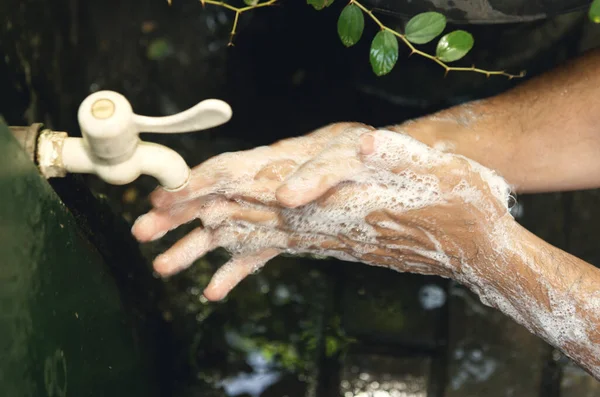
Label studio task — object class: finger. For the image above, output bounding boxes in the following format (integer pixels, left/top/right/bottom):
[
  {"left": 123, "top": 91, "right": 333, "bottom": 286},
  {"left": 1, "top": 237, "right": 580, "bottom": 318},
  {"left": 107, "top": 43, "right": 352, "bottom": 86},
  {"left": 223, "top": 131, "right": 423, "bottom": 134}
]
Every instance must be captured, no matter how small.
[
  {"left": 305, "top": 122, "right": 374, "bottom": 145},
  {"left": 359, "top": 130, "right": 441, "bottom": 172},
  {"left": 197, "top": 199, "right": 279, "bottom": 229},
  {"left": 152, "top": 147, "right": 282, "bottom": 208},
  {"left": 150, "top": 174, "right": 216, "bottom": 209},
  {"left": 132, "top": 205, "right": 202, "bottom": 242},
  {"left": 254, "top": 159, "right": 299, "bottom": 182},
  {"left": 136, "top": 196, "right": 278, "bottom": 243},
  {"left": 153, "top": 227, "right": 214, "bottom": 276},
  {"left": 221, "top": 179, "right": 282, "bottom": 205},
  {"left": 359, "top": 131, "right": 376, "bottom": 155},
  {"left": 194, "top": 158, "right": 297, "bottom": 204},
  {"left": 276, "top": 147, "right": 363, "bottom": 208},
  {"left": 203, "top": 248, "right": 279, "bottom": 301},
  {"left": 150, "top": 153, "right": 229, "bottom": 208},
  {"left": 156, "top": 176, "right": 283, "bottom": 209}
]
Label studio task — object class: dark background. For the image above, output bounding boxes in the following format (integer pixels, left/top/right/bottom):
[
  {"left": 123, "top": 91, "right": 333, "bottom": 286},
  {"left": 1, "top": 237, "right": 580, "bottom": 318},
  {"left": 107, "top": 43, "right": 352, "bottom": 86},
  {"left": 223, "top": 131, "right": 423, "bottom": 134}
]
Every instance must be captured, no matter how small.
[{"left": 2, "top": 0, "right": 600, "bottom": 396}]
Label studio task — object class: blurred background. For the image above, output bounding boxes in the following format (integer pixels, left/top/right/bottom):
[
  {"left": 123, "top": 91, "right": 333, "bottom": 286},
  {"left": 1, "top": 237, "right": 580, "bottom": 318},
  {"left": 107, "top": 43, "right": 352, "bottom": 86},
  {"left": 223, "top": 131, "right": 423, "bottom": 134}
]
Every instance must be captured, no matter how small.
[{"left": 2, "top": 0, "right": 600, "bottom": 396}]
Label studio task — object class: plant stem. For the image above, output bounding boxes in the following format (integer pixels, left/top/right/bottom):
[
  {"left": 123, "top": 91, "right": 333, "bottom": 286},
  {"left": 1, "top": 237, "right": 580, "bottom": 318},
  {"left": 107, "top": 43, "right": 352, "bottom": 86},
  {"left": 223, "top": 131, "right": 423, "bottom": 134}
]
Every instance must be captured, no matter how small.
[
  {"left": 350, "top": 0, "right": 525, "bottom": 79},
  {"left": 201, "top": 0, "right": 278, "bottom": 45},
  {"left": 175, "top": 0, "right": 525, "bottom": 78}
]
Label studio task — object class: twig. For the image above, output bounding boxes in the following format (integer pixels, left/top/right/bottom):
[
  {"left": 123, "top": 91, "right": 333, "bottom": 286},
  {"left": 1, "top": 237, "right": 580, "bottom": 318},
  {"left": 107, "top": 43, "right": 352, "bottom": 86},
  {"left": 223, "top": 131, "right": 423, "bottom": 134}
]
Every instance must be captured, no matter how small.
[
  {"left": 200, "top": 0, "right": 278, "bottom": 45},
  {"left": 169, "top": 0, "right": 525, "bottom": 78},
  {"left": 351, "top": 0, "right": 525, "bottom": 79}
]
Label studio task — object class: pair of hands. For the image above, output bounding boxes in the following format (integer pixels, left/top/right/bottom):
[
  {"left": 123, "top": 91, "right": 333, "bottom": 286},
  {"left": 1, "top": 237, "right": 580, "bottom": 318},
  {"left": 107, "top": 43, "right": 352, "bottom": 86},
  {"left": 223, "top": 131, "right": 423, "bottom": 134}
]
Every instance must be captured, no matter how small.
[{"left": 132, "top": 122, "right": 513, "bottom": 301}]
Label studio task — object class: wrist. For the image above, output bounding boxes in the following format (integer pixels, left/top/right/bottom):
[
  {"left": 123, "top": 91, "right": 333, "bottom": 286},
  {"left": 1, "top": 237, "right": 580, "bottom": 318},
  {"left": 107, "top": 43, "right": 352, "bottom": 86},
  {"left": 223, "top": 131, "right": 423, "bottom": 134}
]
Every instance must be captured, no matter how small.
[
  {"left": 383, "top": 110, "right": 474, "bottom": 153},
  {"left": 454, "top": 213, "right": 520, "bottom": 291},
  {"left": 459, "top": 214, "right": 586, "bottom": 310},
  {"left": 383, "top": 102, "right": 517, "bottom": 183}
]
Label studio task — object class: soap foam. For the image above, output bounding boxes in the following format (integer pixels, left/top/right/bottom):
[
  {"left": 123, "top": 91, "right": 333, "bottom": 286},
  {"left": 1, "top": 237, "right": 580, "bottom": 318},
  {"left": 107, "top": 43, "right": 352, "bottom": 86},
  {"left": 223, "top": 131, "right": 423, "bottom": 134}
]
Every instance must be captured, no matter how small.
[
  {"left": 195, "top": 128, "right": 600, "bottom": 376},
  {"left": 157, "top": 126, "right": 600, "bottom": 377},
  {"left": 462, "top": 221, "right": 600, "bottom": 378},
  {"left": 205, "top": 128, "right": 512, "bottom": 279}
]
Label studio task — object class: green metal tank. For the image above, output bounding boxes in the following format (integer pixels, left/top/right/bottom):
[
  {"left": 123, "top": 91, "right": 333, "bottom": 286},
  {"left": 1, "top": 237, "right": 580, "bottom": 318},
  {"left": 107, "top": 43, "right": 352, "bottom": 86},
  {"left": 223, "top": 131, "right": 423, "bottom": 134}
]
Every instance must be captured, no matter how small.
[{"left": 0, "top": 119, "right": 164, "bottom": 397}]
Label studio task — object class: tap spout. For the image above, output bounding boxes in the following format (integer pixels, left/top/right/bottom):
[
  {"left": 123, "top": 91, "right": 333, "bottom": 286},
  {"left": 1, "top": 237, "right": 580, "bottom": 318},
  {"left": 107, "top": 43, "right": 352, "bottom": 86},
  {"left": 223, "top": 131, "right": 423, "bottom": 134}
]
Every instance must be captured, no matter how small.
[{"left": 38, "top": 131, "right": 191, "bottom": 191}]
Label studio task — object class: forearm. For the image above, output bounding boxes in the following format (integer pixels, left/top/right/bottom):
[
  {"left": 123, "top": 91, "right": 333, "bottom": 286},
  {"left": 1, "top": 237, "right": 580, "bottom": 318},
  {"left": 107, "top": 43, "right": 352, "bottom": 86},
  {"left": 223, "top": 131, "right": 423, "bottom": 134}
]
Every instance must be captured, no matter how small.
[
  {"left": 467, "top": 218, "right": 600, "bottom": 378},
  {"left": 387, "top": 48, "right": 600, "bottom": 193}
]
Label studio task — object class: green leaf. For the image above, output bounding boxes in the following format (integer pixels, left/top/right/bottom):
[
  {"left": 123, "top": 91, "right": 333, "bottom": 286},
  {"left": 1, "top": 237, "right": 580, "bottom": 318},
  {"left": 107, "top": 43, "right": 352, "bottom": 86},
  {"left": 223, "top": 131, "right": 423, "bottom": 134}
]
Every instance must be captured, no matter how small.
[
  {"left": 147, "top": 38, "right": 172, "bottom": 60},
  {"left": 590, "top": 0, "right": 600, "bottom": 23},
  {"left": 244, "top": 0, "right": 259, "bottom": 5},
  {"left": 307, "top": 0, "right": 334, "bottom": 10},
  {"left": 325, "top": 336, "right": 340, "bottom": 357},
  {"left": 405, "top": 12, "right": 446, "bottom": 44},
  {"left": 337, "top": 4, "right": 364, "bottom": 47},
  {"left": 369, "top": 30, "right": 398, "bottom": 76},
  {"left": 435, "top": 30, "right": 474, "bottom": 62}
]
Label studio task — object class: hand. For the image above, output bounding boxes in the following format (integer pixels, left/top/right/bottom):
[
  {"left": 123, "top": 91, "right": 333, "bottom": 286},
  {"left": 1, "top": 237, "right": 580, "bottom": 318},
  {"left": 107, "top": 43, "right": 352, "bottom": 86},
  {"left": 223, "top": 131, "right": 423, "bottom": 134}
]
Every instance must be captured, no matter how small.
[
  {"left": 145, "top": 122, "right": 375, "bottom": 209},
  {"left": 132, "top": 123, "right": 513, "bottom": 301}
]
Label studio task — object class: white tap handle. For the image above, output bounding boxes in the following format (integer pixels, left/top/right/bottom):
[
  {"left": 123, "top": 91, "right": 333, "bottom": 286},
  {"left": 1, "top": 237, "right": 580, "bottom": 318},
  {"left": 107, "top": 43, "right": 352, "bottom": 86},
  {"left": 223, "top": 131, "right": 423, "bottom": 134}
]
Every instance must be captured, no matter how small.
[
  {"left": 77, "top": 90, "right": 232, "bottom": 162},
  {"left": 133, "top": 99, "right": 232, "bottom": 133}
]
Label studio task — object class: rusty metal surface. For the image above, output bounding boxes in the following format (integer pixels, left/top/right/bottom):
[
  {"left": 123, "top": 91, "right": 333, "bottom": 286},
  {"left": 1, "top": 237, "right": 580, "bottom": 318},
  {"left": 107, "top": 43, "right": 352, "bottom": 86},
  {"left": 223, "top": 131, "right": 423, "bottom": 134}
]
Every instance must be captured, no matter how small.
[{"left": 8, "top": 123, "right": 42, "bottom": 163}]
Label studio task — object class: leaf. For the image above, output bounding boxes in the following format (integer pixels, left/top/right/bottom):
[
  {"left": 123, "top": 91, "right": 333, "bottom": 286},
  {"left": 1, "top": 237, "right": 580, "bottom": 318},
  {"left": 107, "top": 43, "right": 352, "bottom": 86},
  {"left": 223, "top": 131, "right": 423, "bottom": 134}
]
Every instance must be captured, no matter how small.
[
  {"left": 147, "top": 38, "right": 172, "bottom": 60},
  {"left": 590, "top": 0, "right": 600, "bottom": 23},
  {"left": 435, "top": 30, "right": 474, "bottom": 62},
  {"left": 244, "top": 0, "right": 259, "bottom": 5},
  {"left": 405, "top": 12, "right": 446, "bottom": 44},
  {"left": 325, "top": 336, "right": 340, "bottom": 357},
  {"left": 369, "top": 30, "right": 399, "bottom": 76},
  {"left": 307, "top": 0, "right": 334, "bottom": 11},
  {"left": 337, "top": 4, "right": 364, "bottom": 47}
]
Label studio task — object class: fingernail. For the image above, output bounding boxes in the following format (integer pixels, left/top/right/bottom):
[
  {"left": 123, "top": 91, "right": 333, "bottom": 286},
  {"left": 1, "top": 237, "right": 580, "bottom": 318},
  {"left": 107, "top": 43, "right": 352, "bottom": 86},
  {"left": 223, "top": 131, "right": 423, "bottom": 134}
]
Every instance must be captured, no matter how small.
[
  {"left": 202, "top": 286, "right": 227, "bottom": 301},
  {"left": 131, "top": 214, "right": 150, "bottom": 235},
  {"left": 153, "top": 254, "right": 181, "bottom": 277},
  {"left": 150, "top": 230, "right": 168, "bottom": 241},
  {"left": 132, "top": 214, "right": 166, "bottom": 241},
  {"left": 133, "top": 214, "right": 147, "bottom": 227},
  {"left": 359, "top": 132, "right": 376, "bottom": 155},
  {"left": 276, "top": 178, "right": 319, "bottom": 208}
]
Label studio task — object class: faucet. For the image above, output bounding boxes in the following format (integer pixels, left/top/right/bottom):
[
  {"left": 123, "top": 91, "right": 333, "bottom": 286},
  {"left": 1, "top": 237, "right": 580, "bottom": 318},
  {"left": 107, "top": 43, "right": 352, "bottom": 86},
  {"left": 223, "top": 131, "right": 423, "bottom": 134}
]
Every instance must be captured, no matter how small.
[{"left": 36, "top": 91, "right": 232, "bottom": 191}]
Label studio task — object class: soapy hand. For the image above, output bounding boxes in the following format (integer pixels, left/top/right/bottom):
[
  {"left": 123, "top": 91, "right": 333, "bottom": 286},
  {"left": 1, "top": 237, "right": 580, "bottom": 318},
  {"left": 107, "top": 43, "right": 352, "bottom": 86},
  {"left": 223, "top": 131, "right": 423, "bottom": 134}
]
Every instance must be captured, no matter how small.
[{"left": 132, "top": 123, "right": 513, "bottom": 301}]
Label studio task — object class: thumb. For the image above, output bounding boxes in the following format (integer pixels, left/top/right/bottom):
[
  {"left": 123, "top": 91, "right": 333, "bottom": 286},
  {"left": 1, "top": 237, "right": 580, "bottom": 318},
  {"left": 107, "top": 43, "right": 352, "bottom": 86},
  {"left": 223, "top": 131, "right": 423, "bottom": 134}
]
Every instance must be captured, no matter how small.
[{"left": 360, "top": 129, "right": 441, "bottom": 172}]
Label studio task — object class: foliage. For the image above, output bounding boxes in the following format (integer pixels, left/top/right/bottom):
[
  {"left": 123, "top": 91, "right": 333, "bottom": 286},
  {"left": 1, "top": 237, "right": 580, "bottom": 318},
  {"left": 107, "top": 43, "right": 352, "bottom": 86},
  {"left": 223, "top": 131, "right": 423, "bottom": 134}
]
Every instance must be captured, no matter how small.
[
  {"left": 404, "top": 11, "right": 446, "bottom": 44},
  {"left": 337, "top": 1, "right": 522, "bottom": 78},
  {"left": 435, "top": 30, "right": 474, "bottom": 62},
  {"left": 168, "top": 0, "right": 526, "bottom": 79},
  {"left": 369, "top": 30, "right": 398, "bottom": 76},
  {"left": 337, "top": 4, "right": 364, "bottom": 47},
  {"left": 590, "top": 0, "right": 600, "bottom": 23},
  {"left": 175, "top": 0, "right": 278, "bottom": 45},
  {"left": 307, "top": 0, "right": 335, "bottom": 10}
]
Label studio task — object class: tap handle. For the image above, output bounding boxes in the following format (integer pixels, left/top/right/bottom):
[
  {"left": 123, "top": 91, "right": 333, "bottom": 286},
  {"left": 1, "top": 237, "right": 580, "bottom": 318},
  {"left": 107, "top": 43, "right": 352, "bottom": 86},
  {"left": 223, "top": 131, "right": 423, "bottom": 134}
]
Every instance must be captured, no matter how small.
[
  {"left": 133, "top": 99, "right": 232, "bottom": 133},
  {"left": 77, "top": 90, "right": 232, "bottom": 161}
]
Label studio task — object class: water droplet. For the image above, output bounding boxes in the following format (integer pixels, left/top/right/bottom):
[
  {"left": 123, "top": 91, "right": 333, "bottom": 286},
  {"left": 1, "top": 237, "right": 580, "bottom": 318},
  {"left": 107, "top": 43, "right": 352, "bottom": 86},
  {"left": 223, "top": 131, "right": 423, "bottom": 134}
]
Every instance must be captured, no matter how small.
[{"left": 418, "top": 284, "right": 446, "bottom": 310}]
